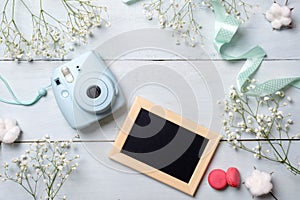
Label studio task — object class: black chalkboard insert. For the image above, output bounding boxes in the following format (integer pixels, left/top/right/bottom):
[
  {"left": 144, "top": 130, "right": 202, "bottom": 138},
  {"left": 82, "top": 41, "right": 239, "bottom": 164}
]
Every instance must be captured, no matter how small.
[{"left": 121, "top": 109, "right": 208, "bottom": 183}]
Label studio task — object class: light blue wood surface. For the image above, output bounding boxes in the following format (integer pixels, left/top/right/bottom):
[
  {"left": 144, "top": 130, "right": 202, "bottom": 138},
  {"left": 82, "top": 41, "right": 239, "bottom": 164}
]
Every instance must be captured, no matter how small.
[{"left": 0, "top": 0, "right": 300, "bottom": 199}]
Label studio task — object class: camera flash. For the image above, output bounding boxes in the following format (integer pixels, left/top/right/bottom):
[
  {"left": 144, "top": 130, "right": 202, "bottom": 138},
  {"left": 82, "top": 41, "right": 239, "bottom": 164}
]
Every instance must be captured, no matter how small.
[{"left": 61, "top": 66, "right": 74, "bottom": 83}]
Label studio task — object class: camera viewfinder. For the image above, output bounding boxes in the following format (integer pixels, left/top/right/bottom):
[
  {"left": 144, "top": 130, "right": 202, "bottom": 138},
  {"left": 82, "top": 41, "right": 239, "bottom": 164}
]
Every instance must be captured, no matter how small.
[{"left": 55, "top": 78, "right": 61, "bottom": 86}]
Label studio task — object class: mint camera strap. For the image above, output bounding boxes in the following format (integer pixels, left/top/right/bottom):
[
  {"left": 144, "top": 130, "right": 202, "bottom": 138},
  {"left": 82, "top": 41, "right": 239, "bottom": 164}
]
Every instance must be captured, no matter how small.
[{"left": 0, "top": 74, "right": 50, "bottom": 106}]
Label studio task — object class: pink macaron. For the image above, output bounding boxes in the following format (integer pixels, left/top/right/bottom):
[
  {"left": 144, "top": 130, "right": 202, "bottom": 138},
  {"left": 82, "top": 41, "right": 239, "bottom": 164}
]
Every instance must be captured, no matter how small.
[
  {"left": 226, "top": 167, "right": 241, "bottom": 188},
  {"left": 208, "top": 169, "right": 228, "bottom": 190}
]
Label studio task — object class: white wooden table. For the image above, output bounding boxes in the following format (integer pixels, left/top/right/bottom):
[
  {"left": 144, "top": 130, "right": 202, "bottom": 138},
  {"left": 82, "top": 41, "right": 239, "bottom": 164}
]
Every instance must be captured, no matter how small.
[{"left": 1, "top": 1, "right": 300, "bottom": 199}]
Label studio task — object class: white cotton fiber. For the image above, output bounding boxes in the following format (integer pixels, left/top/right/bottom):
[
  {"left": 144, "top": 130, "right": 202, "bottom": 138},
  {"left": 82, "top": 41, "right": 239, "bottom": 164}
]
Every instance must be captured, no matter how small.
[
  {"left": 281, "top": 6, "right": 291, "bottom": 17},
  {"left": 0, "top": 118, "right": 6, "bottom": 141},
  {"left": 265, "top": 2, "right": 292, "bottom": 30},
  {"left": 4, "top": 118, "right": 17, "bottom": 129},
  {"left": 245, "top": 169, "right": 273, "bottom": 197},
  {"left": 0, "top": 128, "right": 6, "bottom": 141},
  {"left": 270, "top": 3, "right": 281, "bottom": 15},
  {"left": 2, "top": 126, "right": 21, "bottom": 144},
  {"left": 271, "top": 20, "right": 282, "bottom": 30},
  {"left": 265, "top": 11, "right": 275, "bottom": 21},
  {"left": 0, "top": 118, "right": 5, "bottom": 129},
  {"left": 280, "top": 17, "right": 292, "bottom": 26},
  {"left": 0, "top": 118, "right": 21, "bottom": 144}
]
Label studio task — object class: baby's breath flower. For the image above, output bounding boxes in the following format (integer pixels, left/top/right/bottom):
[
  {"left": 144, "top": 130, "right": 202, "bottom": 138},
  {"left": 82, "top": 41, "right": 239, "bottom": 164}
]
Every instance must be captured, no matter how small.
[
  {"left": 0, "top": 0, "right": 109, "bottom": 60},
  {"left": 253, "top": 152, "right": 262, "bottom": 159},
  {"left": 264, "top": 96, "right": 270, "bottom": 101},
  {"left": 3, "top": 162, "right": 9, "bottom": 169},
  {"left": 0, "top": 136, "right": 80, "bottom": 199},
  {"left": 57, "top": 166, "right": 63, "bottom": 171},
  {"left": 143, "top": 0, "right": 203, "bottom": 46},
  {"left": 222, "top": 87, "right": 299, "bottom": 175}
]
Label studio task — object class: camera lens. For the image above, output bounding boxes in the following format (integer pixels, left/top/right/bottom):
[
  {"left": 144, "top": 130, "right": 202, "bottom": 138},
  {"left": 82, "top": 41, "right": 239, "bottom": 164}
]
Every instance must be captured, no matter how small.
[{"left": 86, "top": 85, "right": 101, "bottom": 99}]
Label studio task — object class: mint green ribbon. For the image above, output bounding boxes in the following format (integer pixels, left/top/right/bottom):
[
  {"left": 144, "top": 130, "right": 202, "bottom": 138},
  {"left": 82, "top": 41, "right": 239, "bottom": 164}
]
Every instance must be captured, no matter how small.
[{"left": 211, "top": 0, "right": 300, "bottom": 96}]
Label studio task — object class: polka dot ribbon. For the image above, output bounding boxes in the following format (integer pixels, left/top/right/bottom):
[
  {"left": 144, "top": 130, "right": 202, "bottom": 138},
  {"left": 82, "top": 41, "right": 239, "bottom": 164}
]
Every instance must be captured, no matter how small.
[{"left": 210, "top": 0, "right": 300, "bottom": 96}]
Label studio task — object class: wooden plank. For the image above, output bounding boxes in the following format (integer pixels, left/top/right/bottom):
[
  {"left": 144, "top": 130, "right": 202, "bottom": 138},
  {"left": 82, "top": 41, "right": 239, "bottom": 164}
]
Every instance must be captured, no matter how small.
[
  {"left": 1, "top": 60, "right": 300, "bottom": 141},
  {"left": 0, "top": 1, "right": 299, "bottom": 200},
  {"left": 0, "top": 141, "right": 299, "bottom": 199},
  {"left": 0, "top": 0, "right": 299, "bottom": 60}
]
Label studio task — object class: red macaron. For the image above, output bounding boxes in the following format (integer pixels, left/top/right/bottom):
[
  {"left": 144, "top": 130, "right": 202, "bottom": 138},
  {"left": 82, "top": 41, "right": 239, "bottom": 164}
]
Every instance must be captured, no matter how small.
[
  {"left": 226, "top": 167, "right": 241, "bottom": 188},
  {"left": 208, "top": 169, "right": 228, "bottom": 190}
]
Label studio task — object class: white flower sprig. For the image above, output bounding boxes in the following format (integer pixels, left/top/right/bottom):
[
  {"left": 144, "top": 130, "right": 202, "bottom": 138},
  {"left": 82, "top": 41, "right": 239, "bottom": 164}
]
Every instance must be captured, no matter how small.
[
  {"left": 143, "top": 0, "right": 203, "bottom": 46},
  {"left": 142, "top": 0, "right": 257, "bottom": 46},
  {"left": 0, "top": 136, "right": 80, "bottom": 200},
  {"left": 0, "top": 0, "right": 109, "bottom": 61},
  {"left": 223, "top": 85, "right": 300, "bottom": 175},
  {"left": 203, "top": 0, "right": 258, "bottom": 22}
]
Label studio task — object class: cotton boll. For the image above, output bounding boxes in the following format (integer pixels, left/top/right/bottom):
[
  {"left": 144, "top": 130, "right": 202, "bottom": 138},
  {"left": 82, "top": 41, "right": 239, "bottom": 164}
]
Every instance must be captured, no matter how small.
[
  {"left": 2, "top": 126, "right": 21, "bottom": 144},
  {"left": 265, "top": 2, "right": 293, "bottom": 30},
  {"left": 0, "top": 118, "right": 21, "bottom": 144},
  {"left": 4, "top": 118, "right": 17, "bottom": 129},
  {"left": 245, "top": 169, "right": 273, "bottom": 197}
]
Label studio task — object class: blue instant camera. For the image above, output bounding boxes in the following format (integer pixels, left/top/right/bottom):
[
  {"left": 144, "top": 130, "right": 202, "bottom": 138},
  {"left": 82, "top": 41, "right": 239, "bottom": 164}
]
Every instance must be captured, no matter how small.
[{"left": 51, "top": 51, "right": 125, "bottom": 129}]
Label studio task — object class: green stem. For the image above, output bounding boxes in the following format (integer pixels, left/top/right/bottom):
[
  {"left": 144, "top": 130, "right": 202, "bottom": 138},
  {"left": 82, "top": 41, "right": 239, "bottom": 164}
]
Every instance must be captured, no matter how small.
[
  {"left": 3, "top": 0, "right": 10, "bottom": 11},
  {"left": 48, "top": 169, "right": 59, "bottom": 198},
  {"left": 12, "top": 0, "right": 15, "bottom": 20},
  {"left": 52, "top": 169, "right": 72, "bottom": 199},
  {"left": 5, "top": 178, "right": 37, "bottom": 200},
  {"left": 236, "top": 142, "right": 278, "bottom": 162},
  {"left": 25, "top": 175, "right": 36, "bottom": 199},
  {"left": 19, "top": 0, "right": 34, "bottom": 15},
  {"left": 42, "top": 10, "right": 68, "bottom": 28}
]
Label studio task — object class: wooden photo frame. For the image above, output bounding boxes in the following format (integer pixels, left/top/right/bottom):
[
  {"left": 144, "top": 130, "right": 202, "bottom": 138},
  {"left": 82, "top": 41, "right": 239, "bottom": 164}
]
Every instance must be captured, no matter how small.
[{"left": 110, "top": 96, "right": 222, "bottom": 196}]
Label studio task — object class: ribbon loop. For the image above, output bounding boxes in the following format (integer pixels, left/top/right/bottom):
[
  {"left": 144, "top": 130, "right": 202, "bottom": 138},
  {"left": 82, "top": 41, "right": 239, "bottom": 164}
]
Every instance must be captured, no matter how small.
[{"left": 210, "top": 0, "right": 300, "bottom": 96}]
